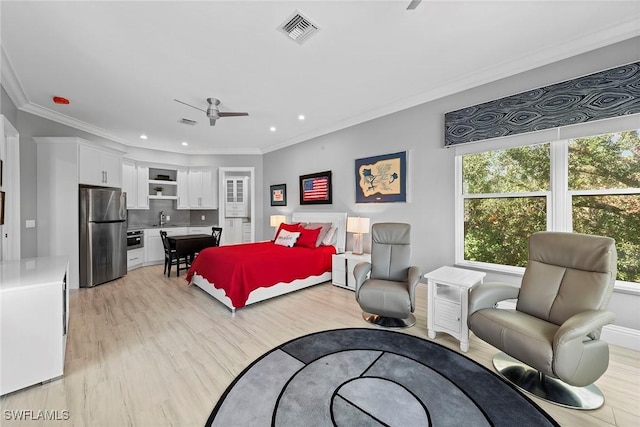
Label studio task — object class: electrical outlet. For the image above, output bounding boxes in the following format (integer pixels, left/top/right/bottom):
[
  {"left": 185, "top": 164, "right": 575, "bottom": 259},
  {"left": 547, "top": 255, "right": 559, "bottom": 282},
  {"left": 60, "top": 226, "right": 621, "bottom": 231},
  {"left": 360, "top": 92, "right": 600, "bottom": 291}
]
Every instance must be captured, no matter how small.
[
  {"left": 26, "top": 220, "right": 36, "bottom": 228},
  {"left": 166, "top": 215, "right": 170, "bottom": 221},
  {"left": 201, "top": 215, "right": 206, "bottom": 221}
]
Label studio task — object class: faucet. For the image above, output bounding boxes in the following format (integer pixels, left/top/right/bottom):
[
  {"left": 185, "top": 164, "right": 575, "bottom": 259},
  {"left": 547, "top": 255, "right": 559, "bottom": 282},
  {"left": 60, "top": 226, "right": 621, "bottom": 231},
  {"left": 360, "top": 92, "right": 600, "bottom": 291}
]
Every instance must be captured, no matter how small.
[{"left": 159, "top": 211, "right": 166, "bottom": 227}]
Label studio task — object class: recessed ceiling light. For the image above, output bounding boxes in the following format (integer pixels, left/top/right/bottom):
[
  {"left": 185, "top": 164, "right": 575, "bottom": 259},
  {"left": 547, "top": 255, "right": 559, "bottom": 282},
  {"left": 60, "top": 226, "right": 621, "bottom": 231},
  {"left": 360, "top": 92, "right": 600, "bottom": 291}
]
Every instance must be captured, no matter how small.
[
  {"left": 298, "top": 114, "right": 305, "bottom": 121},
  {"left": 181, "top": 141, "right": 188, "bottom": 146},
  {"left": 270, "top": 126, "right": 277, "bottom": 132},
  {"left": 140, "top": 134, "right": 148, "bottom": 140}
]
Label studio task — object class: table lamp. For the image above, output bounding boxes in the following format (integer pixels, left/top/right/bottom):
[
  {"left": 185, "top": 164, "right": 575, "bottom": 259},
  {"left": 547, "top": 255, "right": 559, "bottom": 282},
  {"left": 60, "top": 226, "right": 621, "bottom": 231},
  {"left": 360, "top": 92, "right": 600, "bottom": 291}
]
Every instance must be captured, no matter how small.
[
  {"left": 347, "top": 216, "right": 370, "bottom": 255},
  {"left": 270, "top": 215, "right": 287, "bottom": 238}
]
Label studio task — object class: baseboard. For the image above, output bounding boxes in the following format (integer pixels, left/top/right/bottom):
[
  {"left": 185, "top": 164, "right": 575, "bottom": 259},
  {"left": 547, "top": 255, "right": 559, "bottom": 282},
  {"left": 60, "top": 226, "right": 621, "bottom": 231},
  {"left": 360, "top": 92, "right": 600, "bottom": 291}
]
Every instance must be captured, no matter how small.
[
  {"left": 601, "top": 324, "right": 640, "bottom": 351},
  {"left": 496, "top": 300, "right": 639, "bottom": 351}
]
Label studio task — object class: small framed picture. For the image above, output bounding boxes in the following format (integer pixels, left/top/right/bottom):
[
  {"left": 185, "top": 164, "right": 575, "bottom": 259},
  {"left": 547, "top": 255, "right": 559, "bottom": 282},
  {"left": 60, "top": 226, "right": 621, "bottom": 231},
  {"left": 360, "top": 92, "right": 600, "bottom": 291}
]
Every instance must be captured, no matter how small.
[
  {"left": 270, "top": 184, "right": 287, "bottom": 206},
  {"left": 299, "top": 170, "right": 332, "bottom": 205}
]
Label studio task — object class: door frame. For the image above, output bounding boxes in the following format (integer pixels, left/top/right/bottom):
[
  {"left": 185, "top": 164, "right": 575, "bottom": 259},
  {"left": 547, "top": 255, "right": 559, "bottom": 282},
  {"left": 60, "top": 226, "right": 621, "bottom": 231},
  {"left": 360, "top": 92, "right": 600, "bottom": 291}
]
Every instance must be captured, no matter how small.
[
  {"left": 218, "top": 167, "right": 255, "bottom": 244},
  {"left": 1, "top": 115, "right": 21, "bottom": 260}
]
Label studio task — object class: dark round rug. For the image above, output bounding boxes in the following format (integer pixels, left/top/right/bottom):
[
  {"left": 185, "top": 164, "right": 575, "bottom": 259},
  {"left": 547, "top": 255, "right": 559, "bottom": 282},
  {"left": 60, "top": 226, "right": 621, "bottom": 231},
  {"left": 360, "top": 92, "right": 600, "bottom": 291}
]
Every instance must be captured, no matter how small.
[{"left": 207, "top": 328, "right": 558, "bottom": 427}]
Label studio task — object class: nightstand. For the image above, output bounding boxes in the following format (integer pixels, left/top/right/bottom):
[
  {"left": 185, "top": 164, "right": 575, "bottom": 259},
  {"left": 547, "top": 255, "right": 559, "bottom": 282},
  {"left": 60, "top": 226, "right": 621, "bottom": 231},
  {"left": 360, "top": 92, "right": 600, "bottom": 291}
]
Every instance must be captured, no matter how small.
[
  {"left": 332, "top": 252, "right": 371, "bottom": 291},
  {"left": 424, "top": 266, "right": 486, "bottom": 352}
]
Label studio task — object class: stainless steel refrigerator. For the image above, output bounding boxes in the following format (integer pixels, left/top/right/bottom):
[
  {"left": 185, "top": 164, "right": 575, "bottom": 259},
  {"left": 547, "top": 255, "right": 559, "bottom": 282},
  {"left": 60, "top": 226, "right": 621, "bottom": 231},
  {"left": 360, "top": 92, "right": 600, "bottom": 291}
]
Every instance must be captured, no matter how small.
[{"left": 79, "top": 186, "right": 127, "bottom": 288}]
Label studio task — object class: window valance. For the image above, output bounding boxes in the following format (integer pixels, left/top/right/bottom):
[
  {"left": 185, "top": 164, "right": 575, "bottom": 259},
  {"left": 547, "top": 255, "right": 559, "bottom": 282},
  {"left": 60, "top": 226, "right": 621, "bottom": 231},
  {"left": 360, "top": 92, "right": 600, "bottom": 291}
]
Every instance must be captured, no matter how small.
[{"left": 444, "top": 61, "right": 640, "bottom": 147}]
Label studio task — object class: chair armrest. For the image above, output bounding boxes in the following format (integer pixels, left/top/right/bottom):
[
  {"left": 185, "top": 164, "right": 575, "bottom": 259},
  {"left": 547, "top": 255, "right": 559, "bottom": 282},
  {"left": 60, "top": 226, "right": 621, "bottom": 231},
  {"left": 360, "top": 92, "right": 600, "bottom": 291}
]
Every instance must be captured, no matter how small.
[
  {"left": 468, "top": 282, "right": 520, "bottom": 317},
  {"left": 353, "top": 262, "right": 372, "bottom": 294},
  {"left": 407, "top": 266, "right": 421, "bottom": 311},
  {"left": 553, "top": 309, "right": 615, "bottom": 386},
  {"left": 554, "top": 310, "right": 616, "bottom": 348}
]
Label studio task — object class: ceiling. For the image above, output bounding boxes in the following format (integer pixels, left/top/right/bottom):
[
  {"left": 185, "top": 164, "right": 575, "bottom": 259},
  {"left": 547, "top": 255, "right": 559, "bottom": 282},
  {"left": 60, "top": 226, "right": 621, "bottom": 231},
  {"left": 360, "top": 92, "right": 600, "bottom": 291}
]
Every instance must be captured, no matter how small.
[{"left": 2, "top": 1, "right": 640, "bottom": 155}]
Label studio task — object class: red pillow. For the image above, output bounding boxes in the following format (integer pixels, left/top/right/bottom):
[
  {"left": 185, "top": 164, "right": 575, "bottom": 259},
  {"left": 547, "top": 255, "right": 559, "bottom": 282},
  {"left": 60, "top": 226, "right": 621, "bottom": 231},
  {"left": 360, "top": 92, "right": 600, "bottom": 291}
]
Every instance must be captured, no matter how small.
[
  {"left": 295, "top": 226, "right": 322, "bottom": 249},
  {"left": 274, "top": 223, "right": 300, "bottom": 240}
]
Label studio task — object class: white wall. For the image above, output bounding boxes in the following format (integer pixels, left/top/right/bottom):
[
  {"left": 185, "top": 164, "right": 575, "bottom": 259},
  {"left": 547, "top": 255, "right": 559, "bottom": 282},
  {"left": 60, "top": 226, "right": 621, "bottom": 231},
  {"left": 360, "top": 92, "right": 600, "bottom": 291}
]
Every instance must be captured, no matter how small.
[{"left": 263, "top": 37, "right": 640, "bottom": 332}]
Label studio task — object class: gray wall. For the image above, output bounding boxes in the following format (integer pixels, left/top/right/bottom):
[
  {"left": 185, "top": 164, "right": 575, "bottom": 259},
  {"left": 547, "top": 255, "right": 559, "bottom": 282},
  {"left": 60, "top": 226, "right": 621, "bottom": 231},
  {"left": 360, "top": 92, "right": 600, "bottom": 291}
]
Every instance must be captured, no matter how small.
[{"left": 263, "top": 37, "right": 640, "bottom": 330}]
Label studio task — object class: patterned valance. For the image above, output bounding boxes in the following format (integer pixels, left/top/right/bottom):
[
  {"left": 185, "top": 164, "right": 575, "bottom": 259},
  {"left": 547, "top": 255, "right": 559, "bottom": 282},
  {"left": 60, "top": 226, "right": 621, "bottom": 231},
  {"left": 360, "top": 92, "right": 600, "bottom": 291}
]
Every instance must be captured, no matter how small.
[{"left": 444, "top": 61, "right": 640, "bottom": 147}]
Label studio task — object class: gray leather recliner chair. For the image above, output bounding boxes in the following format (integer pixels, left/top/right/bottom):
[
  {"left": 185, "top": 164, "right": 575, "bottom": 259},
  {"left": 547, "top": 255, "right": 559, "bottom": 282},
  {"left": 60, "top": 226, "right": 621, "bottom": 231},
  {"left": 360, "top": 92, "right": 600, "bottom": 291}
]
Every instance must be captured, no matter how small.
[
  {"left": 468, "top": 231, "right": 617, "bottom": 409},
  {"left": 354, "top": 223, "right": 421, "bottom": 328}
]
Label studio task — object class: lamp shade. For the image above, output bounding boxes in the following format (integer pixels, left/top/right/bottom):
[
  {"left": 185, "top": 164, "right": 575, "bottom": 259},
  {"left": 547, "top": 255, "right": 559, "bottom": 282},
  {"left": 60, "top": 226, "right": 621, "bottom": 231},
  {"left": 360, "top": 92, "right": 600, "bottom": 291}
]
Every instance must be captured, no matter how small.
[
  {"left": 270, "top": 215, "right": 286, "bottom": 228},
  {"left": 347, "top": 217, "right": 370, "bottom": 234}
]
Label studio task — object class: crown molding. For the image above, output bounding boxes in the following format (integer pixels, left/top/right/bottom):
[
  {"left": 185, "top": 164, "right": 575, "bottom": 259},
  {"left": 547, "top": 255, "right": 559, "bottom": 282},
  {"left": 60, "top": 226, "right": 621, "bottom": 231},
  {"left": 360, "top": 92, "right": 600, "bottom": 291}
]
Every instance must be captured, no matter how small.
[
  {"left": 1, "top": 46, "right": 28, "bottom": 108},
  {"left": 20, "top": 103, "right": 131, "bottom": 145}
]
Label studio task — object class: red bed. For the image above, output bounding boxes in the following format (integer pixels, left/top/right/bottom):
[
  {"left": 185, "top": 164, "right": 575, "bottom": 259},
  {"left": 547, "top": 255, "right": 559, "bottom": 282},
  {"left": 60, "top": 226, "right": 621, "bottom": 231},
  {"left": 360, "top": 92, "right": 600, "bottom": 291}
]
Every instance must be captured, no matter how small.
[{"left": 186, "top": 241, "right": 336, "bottom": 309}]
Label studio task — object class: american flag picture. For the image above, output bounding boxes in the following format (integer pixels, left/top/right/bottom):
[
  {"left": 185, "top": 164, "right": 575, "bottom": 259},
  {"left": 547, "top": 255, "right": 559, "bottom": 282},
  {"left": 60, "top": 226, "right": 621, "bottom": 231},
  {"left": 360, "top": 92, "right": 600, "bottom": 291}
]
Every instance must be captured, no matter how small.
[{"left": 300, "top": 171, "right": 332, "bottom": 204}]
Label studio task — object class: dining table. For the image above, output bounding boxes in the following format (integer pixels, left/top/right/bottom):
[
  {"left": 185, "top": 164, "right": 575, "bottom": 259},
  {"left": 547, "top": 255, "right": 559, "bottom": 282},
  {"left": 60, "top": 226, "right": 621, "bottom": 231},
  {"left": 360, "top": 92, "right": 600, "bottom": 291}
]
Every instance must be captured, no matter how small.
[{"left": 166, "top": 234, "right": 217, "bottom": 274}]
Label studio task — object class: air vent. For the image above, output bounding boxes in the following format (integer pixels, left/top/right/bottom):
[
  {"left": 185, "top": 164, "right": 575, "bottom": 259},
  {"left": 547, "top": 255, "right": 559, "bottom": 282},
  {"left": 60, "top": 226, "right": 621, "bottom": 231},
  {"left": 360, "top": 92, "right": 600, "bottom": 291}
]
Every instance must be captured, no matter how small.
[
  {"left": 278, "top": 10, "right": 320, "bottom": 45},
  {"left": 178, "top": 118, "right": 198, "bottom": 126}
]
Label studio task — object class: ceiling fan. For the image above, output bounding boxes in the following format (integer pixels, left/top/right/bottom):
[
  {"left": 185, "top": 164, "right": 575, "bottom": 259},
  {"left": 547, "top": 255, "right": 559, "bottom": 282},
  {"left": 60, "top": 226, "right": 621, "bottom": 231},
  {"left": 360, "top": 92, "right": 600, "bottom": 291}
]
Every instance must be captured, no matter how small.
[{"left": 174, "top": 97, "right": 249, "bottom": 126}]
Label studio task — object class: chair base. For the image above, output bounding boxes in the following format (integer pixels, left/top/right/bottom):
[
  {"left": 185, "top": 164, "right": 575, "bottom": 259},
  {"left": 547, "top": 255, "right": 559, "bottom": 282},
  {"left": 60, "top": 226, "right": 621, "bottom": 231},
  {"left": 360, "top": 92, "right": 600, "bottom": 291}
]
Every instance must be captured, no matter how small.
[
  {"left": 362, "top": 312, "right": 416, "bottom": 328},
  {"left": 493, "top": 352, "right": 605, "bottom": 410}
]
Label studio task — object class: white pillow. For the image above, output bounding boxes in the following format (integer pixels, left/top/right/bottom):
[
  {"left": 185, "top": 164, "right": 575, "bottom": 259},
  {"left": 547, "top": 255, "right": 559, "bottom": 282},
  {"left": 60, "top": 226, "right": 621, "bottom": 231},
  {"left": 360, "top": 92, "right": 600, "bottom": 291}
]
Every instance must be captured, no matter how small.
[
  {"left": 321, "top": 226, "right": 337, "bottom": 246},
  {"left": 274, "top": 229, "right": 301, "bottom": 248}
]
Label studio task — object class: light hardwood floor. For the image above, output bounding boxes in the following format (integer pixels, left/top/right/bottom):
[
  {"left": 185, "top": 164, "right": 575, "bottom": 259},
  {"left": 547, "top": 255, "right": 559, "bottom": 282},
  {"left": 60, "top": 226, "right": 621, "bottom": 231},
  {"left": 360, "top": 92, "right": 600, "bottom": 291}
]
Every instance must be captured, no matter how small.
[{"left": 1, "top": 265, "right": 638, "bottom": 426}]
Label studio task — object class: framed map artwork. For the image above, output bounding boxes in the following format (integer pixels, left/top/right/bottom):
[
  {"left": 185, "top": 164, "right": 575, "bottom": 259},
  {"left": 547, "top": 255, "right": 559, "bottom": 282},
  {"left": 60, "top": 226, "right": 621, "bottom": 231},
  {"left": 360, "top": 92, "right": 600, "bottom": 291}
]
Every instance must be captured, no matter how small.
[{"left": 355, "top": 151, "right": 406, "bottom": 203}]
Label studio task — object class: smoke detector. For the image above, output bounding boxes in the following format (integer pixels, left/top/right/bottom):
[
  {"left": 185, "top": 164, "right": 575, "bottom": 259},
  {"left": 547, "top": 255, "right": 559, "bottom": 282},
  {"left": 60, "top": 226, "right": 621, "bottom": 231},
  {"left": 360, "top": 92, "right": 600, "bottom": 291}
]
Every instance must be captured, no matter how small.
[{"left": 278, "top": 10, "right": 320, "bottom": 45}]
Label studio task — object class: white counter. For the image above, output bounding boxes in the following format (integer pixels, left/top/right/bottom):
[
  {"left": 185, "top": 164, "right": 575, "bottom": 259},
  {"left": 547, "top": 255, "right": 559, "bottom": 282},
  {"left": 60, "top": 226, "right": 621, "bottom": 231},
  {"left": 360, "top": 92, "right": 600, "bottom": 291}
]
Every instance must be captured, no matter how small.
[{"left": 0, "top": 256, "right": 69, "bottom": 292}]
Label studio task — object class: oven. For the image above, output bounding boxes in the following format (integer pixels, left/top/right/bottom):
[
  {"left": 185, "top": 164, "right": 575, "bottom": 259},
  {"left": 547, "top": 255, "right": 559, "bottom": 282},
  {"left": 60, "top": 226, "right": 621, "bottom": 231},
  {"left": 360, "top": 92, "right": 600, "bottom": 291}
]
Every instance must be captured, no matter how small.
[{"left": 126, "top": 230, "right": 144, "bottom": 250}]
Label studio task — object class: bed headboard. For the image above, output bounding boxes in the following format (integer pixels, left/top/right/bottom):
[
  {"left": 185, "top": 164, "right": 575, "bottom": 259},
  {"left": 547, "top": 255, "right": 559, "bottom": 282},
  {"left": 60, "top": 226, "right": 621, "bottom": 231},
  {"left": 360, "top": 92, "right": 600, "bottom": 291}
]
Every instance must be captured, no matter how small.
[{"left": 291, "top": 212, "right": 348, "bottom": 253}]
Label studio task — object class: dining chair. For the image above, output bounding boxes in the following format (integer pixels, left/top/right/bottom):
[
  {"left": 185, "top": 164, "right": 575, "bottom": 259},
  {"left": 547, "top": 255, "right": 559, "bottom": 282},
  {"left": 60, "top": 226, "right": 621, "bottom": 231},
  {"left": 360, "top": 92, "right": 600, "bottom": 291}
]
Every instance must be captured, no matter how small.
[
  {"left": 211, "top": 227, "right": 223, "bottom": 247},
  {"left": 160, "top": 230, "right": 189, "bottom": 277}
]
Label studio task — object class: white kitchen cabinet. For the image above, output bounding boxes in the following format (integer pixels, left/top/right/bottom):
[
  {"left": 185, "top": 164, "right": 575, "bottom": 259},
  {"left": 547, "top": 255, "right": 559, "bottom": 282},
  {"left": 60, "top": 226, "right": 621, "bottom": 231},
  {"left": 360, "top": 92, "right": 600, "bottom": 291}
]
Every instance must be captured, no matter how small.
[
  {"left": 1, "top": 256, "right": 69, "bottom": 396},
  {"left": 242, "top": 222, "right": 252, "bottom": 242},
  {"left": 122, "top": 160, "right": 136, "bottom": 208},
  {"left": 176, "top": 168, "right": 190, "bottom": 209},
  {"left": 225, "top": 177, "right": 249, "bottom": 217},
  {"left": 189, "top": 168, "right": 216, "bottom": 208},
  {"left": 122, "top": 161, "right": 149, "bottom": 209},
  {"left": 144, "top": 227, "right": 187, "bottom": 265},
  {"left": 78, "top": 144, "right": 122, "bottom": 187},
  {"left": 127, "top": 248, "right": 144, "bottom": 271},
  {"left": 223, "top": 218, "right": 243, "bottom": 245}
]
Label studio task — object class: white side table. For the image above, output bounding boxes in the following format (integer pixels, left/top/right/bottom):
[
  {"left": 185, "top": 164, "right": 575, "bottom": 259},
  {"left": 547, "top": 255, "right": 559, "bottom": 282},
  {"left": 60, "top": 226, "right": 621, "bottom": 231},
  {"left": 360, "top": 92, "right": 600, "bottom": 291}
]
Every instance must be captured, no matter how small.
[
  {"left": 424, "top": 266, "right": 486, "bottom": 352},
  {"left": 332, "top": 252, "right": 371, "bottom": 291}
]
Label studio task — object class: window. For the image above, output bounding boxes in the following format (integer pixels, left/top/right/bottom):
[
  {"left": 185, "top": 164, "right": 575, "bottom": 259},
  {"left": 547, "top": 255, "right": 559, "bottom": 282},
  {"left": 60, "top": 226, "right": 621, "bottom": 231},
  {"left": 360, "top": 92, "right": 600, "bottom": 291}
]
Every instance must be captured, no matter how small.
[
  {"left": 462, "top": 145, "right": 549, "bottom": 267},
  {"left": 457, "top": 130, "right": 640, "bottom": 284}
]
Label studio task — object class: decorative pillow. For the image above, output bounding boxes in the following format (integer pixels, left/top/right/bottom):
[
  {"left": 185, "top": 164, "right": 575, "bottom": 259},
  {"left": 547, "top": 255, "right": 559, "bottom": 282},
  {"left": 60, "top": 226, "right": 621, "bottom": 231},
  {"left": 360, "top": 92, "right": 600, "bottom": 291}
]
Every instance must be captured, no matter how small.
[
  {"left": 295, "top": 226, "right": 322, "bottom": 249},
  {"left": 321, "top": 226, "right": 338, "bottom": 246},
  {"left": 274, "top": 229, "right": 301, "bottom": 248},
  {"left": 274, "top": 222, "right": 300, "bottom": 241},
  {"left": 304, "top": 222, "right": 333, "bottom": 247}
]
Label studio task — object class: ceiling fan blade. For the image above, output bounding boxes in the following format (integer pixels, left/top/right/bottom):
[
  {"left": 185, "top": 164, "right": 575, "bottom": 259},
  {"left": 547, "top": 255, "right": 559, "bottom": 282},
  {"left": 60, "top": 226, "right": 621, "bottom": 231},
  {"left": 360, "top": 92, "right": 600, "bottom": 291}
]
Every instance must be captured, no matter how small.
[
  {"left": 407, "top": 0, "right": 421, "bottom": 10},
  {"left": 218, "top": 112, "right": 249, "bottom": 117},
  {"left": 174, "top": 99, "right": 207, "bottom": 113},
  {"left": 209, "top": 117, "right": 217, "bottom": 126}
]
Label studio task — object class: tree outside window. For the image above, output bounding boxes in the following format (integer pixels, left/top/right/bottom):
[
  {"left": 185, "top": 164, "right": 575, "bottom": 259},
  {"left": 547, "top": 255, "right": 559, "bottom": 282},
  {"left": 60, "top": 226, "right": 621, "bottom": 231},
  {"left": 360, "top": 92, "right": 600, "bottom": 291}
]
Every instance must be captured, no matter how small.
[{"left": 460, "top": 130, "right": 639, "bottom": 283}]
